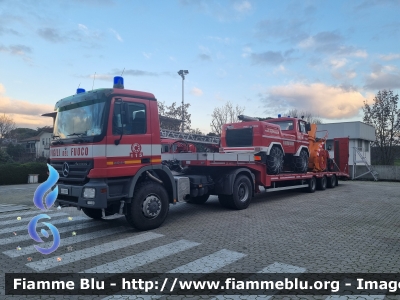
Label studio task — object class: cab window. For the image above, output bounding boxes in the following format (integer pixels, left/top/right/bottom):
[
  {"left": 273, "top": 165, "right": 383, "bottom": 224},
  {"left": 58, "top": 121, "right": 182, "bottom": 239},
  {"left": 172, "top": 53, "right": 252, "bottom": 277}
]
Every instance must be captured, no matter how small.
[
  {"left": 298, "top": 121, "right": 306, "bottom": 133},
  {"left": 113, "top": 102, "right": 146, "bottom": 135}
]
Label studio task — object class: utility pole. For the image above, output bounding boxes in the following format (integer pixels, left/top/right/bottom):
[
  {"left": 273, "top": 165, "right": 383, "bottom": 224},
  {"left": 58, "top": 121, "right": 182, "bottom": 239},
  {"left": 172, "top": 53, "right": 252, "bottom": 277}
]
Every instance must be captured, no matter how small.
[{"left": 177, "top": 70, "right": 189, "bottom": 132}]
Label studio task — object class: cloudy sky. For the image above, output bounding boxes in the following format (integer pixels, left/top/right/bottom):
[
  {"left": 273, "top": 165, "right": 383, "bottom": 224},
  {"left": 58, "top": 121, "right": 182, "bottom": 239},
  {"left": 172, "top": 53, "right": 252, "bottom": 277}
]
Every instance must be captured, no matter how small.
[{"left": 1, "top": 0, "right": 399, "bottom": 134}]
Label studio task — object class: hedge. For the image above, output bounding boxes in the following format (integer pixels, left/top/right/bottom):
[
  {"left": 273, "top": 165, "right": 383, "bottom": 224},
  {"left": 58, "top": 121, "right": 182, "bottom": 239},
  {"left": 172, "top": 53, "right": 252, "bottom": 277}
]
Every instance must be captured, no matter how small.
[{"left": 0, "top": 162, "right": 48, "bottom": 185}]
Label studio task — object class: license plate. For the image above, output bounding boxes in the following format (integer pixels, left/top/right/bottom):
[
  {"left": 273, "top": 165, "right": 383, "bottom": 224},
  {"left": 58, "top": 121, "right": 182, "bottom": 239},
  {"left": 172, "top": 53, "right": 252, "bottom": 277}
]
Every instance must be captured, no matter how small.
[{"left": 60, "top": 188, "right": 68, "bottom": 195}]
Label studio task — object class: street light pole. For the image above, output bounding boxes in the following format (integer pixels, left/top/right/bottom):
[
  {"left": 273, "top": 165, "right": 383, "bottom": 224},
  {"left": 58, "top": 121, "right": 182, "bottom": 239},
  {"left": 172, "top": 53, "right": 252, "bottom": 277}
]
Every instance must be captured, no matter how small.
[{"left": 178, "top": 70, "right": 189, "bottom": 132}]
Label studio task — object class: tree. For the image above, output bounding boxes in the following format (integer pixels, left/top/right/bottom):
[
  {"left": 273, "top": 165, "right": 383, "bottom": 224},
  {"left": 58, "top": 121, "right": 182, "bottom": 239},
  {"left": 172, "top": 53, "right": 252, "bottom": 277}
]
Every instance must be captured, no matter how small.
[
  {"left": 0, "top": 113, "right": 16, "bottom": 143},
  {"left": 284, "top": 109, "right": 322, "bottom": 124},
  {"left": 158, "top": 101, "right": 192, "bottom": 132},
  {"left": 6, "top": 143, "right": 25, "bottom": 161},
  {"left": 363, "top": 90, "right": 400, "bottom": 165},
  {"left": 210, "top": 101, "right": 245, "bottom": 135},
  {"left": 8, "top": 128, "right": 37, "bottom": 140},
  {"left": 0, "top": 149, "right": 13, "bottom": 163}
]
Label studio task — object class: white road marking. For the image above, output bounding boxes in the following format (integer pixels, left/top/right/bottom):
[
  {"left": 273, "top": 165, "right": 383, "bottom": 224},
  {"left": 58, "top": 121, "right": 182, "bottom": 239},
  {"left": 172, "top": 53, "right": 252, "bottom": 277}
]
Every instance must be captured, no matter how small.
[{"left": 27, "top": 232, "right": 164, "bottom": 272}]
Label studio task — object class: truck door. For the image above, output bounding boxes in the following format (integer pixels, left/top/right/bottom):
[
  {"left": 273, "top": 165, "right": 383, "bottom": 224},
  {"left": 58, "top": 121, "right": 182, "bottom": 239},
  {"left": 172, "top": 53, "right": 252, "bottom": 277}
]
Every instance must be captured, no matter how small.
[
  {"left": 297, "top": 120, "right": 309, "bottom": 150},
  {"left": 106, "top": 97, "right": 152, "bottom": 177}
]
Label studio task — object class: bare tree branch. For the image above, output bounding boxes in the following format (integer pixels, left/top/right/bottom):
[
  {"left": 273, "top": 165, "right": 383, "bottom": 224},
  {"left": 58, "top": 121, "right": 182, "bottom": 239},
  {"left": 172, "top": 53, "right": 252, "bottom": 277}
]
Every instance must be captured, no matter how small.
[{"left": 210, "top": 101, "right": 245, "bottom": 135}]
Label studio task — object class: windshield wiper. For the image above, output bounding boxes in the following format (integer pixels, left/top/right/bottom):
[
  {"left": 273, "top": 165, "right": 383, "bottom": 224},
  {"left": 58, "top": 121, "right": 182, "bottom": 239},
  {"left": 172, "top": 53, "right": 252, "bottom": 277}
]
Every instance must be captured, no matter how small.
[{"left": 67, "top": 132, "right": 86, "bottom": 137}]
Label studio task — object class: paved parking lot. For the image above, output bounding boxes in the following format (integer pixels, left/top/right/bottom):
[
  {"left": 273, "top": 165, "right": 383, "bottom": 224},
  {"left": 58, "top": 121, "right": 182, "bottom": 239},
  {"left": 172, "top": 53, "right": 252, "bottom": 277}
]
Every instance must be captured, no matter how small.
[{"left": 0, "top": 180, "right": 399, "bottom": 300}]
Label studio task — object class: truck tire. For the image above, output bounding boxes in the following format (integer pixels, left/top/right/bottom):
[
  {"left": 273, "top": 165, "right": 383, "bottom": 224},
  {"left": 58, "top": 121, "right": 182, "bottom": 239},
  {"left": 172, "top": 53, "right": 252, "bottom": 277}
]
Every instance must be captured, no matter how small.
[
  {"left": 218, "top": 194, "right": 233, "bottom": 209},
  {"left": 187, "top": 193, "right": 210, "bottom": 204},
  {"left": 266, "top": 146, "right": 283, "bottom": 175},
  {"left": 327, "top": 174, "right": 336, "bottom": 188},
  {"left": 316, "top": 176, "right": 327, "bottom": 190},
  {"left": 82, "top": 208, "right": 112, "bottom": 220},
  {"left": 125, "top": 181, "right": 169, "bottom": 231},
  {"left": 305, "top": 177, "right": 316, "bottom": 193},
  {"left": 230, "top": 175, "right": 252, "bottom": 210},
  {"left": 292, "top": 149, "right": 309, "bottom": 173}
]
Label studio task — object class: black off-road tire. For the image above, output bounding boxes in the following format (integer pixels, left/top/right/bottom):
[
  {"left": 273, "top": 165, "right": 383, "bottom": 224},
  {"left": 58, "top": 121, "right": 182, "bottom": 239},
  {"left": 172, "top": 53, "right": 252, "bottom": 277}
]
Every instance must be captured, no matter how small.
[
  {"left": 266, "top": 146, "right": 284, "bottom": 175},
  {"left": 327, "top": 174, "right": 337, "bottom": 188},
  {"left": 304, "top": 177, "right": 316, "bottom": 193},
  {"left": 291, "top": 149, "right": 309, "bottom": 173},
  {"left": 82, "top": 208, "right": 112, "bottom": 220},
  {"left": 187, "top": 193, "right": 210, "bottom": 204},
  {"left": 317, "top": 176, "right": 327, "bottom": 190},
  {"left": 125, "top": 181, "right": 169, "bottom": 231}
]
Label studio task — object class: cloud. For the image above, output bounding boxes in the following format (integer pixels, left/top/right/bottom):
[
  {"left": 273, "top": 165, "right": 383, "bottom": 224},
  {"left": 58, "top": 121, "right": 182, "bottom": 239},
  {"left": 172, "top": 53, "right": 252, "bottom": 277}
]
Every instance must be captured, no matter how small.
[
  {"left": 37, "top": 25, "right": 103, "bottom": 47},
  {"left": 250, "top": 49, "right": 296, "bottom": 66},
  {"left": 191, "top": 87, "right": 203, "bottom": 96},
  {"left": 364, "top": 65, "right": 400, "bottom": 90},
  {"left": 242, "top": 46, "right": 252, "bottom": 58},
  {"left": 80, "top": 68, "right": 162, "bottom": 81},
  {"left": 0, "top": 44, "right": 31, "bottom": 56},
  {"left": 330, "top": 58, "right": 347, "bottom": 69},
  {"left": 0, "top": 83, "right": 54, "bottom": 128},
  {"left": 109, "top": 28, "right": 123, "bottom": 42},
  {"left": 207, "top": 36, "right": 232, "bottom": 44},
  {"left": 233, "top": 1, "right": 252, "bottom": 12},
  {"left": 37, "top": 28, "right": 64, "bottom": 43},
  {"left": 179, "top": 0, "right": 252, "bottom": 21},
  {"left": 262, "top": 83, "right": 366, "bottom": 119},
  {"left": 198, "top": 54, "right": 212, "bottom": 61},
  {"left": 298, "top": 31, "right": 368, "bottom": 58},
  {"left": 142, "top": 52, "right": 152, "bottom": 59},
  {"left": 380, "top": 53, "right": 400, "bottom": 61},
  {"left": 256, "top": 18, "right": 307, "bottom": 43}
]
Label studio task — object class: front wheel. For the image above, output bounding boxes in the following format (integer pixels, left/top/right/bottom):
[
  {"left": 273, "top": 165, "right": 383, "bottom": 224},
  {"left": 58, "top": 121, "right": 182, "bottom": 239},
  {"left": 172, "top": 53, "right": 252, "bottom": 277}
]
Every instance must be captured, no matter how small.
[
  {"left": 266, "top": 146, "right": 284, "bottom": 175},
  {"left": 291, "top": 149, "right": 309, "bottom": 173},
  {"left": 125, "top": 181, "right": 169, "bottom": 231}
]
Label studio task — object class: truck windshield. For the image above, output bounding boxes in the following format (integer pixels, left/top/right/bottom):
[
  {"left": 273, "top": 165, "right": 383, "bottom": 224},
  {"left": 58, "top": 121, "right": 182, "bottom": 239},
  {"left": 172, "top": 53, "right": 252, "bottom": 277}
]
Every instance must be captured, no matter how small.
[
  {"left": 54, "top": 99, "right": 106, "bottom": 139},
  {"left": 268, "top": 121, "right": 294, "bottom": 131}
]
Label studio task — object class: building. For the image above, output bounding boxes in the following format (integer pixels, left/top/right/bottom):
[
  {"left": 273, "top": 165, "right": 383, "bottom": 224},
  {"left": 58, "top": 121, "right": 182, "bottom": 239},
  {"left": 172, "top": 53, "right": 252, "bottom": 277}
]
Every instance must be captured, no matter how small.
[
  {"left": 316, "top": 121, "right": 376, "bottom": 165},
  {"left": 20, "top": 128, "right": 53, "bottom": 158}
]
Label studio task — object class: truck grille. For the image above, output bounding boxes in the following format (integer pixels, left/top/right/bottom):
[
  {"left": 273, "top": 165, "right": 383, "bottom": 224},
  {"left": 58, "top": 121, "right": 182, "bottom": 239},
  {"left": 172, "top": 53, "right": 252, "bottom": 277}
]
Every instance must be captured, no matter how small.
[
  {"left": 50, "top": 160, "right": 93, "bottom": 184},
  {"left": 226, "top": 128, "right": 253, "bottom": 147}
]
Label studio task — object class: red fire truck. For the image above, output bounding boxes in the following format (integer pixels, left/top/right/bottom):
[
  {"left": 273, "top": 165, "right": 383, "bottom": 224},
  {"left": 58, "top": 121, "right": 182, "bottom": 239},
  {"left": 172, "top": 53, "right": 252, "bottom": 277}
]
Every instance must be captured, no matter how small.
[{"left": 48, "top": 76, "right": 349, "bottom": 231}]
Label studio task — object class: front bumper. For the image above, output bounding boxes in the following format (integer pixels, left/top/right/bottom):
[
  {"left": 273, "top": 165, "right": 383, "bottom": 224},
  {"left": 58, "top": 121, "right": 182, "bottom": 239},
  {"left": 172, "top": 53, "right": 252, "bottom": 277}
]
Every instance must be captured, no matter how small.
[{"left": 56, "top": 179, "right": 108, "bottom": 209}]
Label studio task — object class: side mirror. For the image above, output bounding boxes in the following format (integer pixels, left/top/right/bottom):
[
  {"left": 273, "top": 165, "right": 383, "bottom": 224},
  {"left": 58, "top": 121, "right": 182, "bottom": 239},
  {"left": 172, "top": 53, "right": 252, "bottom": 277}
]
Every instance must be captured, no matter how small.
[{"left": 305, "top": 123, "right": 311, "bottom": 132}]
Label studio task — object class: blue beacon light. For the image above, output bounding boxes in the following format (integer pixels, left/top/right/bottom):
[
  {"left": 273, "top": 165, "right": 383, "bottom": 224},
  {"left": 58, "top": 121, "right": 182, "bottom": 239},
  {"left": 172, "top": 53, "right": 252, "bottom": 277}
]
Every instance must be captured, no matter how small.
[
  {"left": 113, "top": 76, "right": 124, "bottom": 89},
  {"left": 76, "top": 88, "right": 85, "bottom": 94},
  {"left": 278, "top": 114, "right": 281, "bottom": 118}
]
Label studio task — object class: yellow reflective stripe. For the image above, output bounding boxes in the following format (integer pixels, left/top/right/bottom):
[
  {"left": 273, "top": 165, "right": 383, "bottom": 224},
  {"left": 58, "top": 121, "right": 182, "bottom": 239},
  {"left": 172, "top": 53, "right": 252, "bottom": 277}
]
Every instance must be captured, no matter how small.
[
  {"left": 107, "top": 157, "right": 162, "bottom": 165},
  {"left": 125, "top": 160, "right": 141, "bottom": 164}
]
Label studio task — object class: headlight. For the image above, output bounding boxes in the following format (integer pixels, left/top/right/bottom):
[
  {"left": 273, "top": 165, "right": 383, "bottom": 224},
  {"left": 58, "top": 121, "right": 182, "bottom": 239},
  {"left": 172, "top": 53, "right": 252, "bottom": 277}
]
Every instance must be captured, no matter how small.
[{"left": 83, "top": 188, "right": 95, "bottom": 199}]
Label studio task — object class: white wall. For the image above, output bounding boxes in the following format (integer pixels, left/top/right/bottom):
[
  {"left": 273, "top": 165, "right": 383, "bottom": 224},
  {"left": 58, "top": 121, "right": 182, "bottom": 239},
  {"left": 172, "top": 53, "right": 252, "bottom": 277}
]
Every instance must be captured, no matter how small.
[{"left": 35, "top": 132, "right": 52, "bottom": 158}]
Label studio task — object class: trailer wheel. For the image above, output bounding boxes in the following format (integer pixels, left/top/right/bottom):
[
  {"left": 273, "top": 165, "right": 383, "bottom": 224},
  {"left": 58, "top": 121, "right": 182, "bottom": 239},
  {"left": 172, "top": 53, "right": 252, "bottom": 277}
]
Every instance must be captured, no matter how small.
[
  {"left": 317, "top": 176, "right": 327, "bottom": 190},
  {"left": 230, "top": 175, "right": 252, "bottom": 210},
  {"left": 266, "top": 146, "right": 284, "bottom": 175},
  {"left": 292, "top": 149, "right": 309, "bottom": 173},
  {"left": 305, "top": 177, "right": 316, "bottom": 193},
  {"left": 218, "top": 195, "right": 233, "bottom": 209},
  {"left": 327, "top": 174, "right": 336, "bottom": 188},
  {"left": 187, "top": 193, "right": 210, "bottom": 204},
  {"left": 125, "top": 181, "right": 169, "bottom": 231},
  {"left": 82, "top": 208, "right": 112, "bottom": 220}
]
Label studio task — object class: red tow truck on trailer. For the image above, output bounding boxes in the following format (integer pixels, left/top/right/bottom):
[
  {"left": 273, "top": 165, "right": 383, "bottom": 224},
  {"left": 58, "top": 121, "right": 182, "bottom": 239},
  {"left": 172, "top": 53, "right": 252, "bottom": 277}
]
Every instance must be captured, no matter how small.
[{"left": 47, "top": 76, "right": 349, "bottom": 231}]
